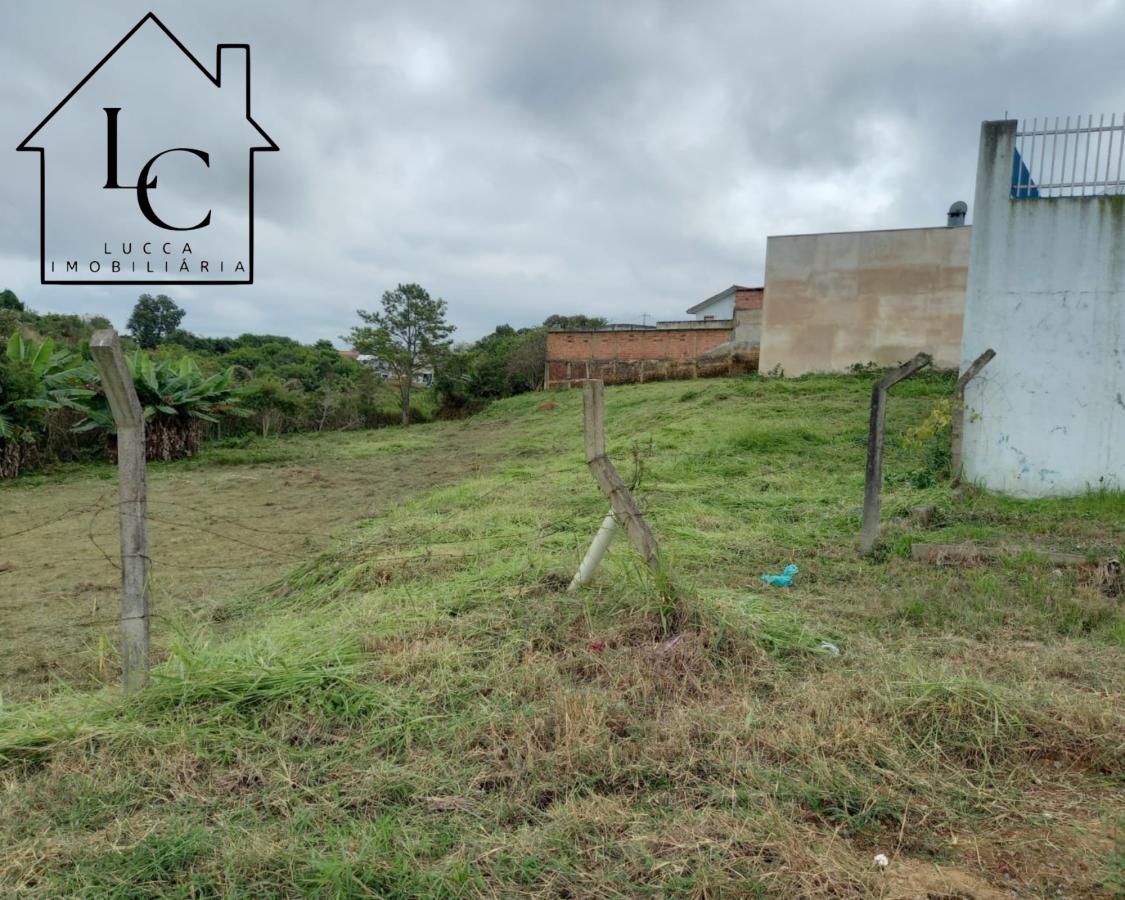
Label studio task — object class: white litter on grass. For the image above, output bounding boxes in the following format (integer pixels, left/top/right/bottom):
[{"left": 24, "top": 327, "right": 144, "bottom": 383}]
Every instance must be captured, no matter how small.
[
  {"left": 873, "top": 853, "right": 889, "bottom": 868},
  {"left": 818, "top": 641, "right": 840, "bottom": 656}
]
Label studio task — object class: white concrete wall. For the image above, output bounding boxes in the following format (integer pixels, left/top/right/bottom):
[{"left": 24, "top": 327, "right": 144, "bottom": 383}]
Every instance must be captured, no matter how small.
[
  {"left": 960, "top": 120, "right": 1125, "bottom": 497},
  {"left": 693, "top": 295, "right": 735, "bottom": 320}
]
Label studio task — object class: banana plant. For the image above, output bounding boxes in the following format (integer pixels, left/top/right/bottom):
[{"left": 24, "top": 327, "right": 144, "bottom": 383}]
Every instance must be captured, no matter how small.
[
  {"left": 0, "top": 333, "right": 96, "bottom": 441},
  {"left": 75, "top": 350, "right": 257, "bottom": 434}
]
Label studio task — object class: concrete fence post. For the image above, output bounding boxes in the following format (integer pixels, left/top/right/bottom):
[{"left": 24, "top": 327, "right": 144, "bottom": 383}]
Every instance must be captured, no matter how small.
[
  {"left": 567, "top": 509, "right": 617, "bottom": 592},
  {"left": 951, "top": 348, "right": 996, "bottom": 480},
  {"left": 861, "top": 353, "right": 932, "bottom": 554},
  {"left": 568, "top": 379, "right": 662, "bottom": 590},
  {"left": 90, "top": 329, "right": 150, "bottom": 692}
]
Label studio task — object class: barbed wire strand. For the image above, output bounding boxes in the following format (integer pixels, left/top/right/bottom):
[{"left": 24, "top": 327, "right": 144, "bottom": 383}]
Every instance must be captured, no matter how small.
[
  {"left": 1, "top": 500, "right": 620, "bottom": 690},
  {"left": 85, "top": 503, "right": 121, "bottom": 570},
  {"left": 0, "top": 501, "right": 106, "bottom": 542}
]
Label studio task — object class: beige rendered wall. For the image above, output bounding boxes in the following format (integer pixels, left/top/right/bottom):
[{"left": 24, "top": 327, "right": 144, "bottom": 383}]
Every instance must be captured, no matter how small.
[
  {"left": 731, "top": 307, "right": 761, "bottom": 346},
  {"left": 759, "top": 226, "right": 970, "bottom": 375}
]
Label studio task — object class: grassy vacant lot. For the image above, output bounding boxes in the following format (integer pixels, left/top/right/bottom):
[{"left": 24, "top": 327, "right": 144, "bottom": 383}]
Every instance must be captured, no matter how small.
[
  {"left": 0, "top": 424, "right": 504, "bottom": 700},
  {"left": 0, "top": 372, "right": 1122, "bottom": 897}
]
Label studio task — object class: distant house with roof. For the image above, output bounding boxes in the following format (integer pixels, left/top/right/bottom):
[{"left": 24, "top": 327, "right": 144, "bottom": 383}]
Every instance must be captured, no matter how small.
[
  {"left": 687, "top": 285, "right": 763, "bottom": 321},
  {"left": 339, "top": 349, "right": 433, "bottom": 385}
]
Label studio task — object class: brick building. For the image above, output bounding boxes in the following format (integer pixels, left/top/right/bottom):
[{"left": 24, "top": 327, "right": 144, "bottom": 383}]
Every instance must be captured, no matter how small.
[
  {"left": 545, "top": 286, "right": 762, "bottom": 388},
  {"left": 687, "top": 285, "right": 763, "bottom": 321}
]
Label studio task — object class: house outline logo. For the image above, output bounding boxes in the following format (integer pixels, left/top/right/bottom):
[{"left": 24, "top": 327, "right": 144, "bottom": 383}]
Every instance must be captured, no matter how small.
[{"left": 16, "top": 11, "right": 278, "bottom": 286}]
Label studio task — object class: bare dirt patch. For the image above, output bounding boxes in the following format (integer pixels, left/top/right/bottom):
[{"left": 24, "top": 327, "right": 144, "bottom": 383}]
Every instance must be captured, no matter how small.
[{"left": 882, "top": 857, "right": 1011, "bottom": 899}]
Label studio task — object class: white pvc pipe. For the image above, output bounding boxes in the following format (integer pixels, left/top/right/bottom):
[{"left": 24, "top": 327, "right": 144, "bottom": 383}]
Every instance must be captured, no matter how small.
[{"left": 567, "top": 509, "right": 617, "bottom": 592}]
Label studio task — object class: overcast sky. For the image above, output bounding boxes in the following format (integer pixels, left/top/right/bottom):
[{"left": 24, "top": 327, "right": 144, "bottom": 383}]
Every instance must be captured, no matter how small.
[{"left": 3, "top": 0, "right": 1125, "bottom": 343}]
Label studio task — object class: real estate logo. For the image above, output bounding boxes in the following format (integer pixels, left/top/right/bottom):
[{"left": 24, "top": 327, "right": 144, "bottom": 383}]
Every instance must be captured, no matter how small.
[{"left": 17, "top": 12, "right": 278, "bottom": 285}]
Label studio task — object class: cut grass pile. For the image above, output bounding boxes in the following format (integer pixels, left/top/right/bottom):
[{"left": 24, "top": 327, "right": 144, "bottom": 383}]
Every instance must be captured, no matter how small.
[{"left": 0, "top": 371, "right": 1122, "bottom": 897}]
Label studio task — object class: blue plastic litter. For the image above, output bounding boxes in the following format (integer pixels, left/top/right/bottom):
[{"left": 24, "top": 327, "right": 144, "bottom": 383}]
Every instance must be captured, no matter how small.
[{"left": 760, "top": 563, "right": 798, "bottom": 587}]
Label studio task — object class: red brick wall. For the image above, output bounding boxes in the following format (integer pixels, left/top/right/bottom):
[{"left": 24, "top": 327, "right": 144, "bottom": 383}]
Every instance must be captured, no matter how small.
[
  {"left": 546, "top": 327, "right": 752, "bottom": 388},
  {"left": 734, "top": 288, "right": 763, "bottom": 311},
  {"left": 548, "top": 328, "right": 730, "bottom": 362}
]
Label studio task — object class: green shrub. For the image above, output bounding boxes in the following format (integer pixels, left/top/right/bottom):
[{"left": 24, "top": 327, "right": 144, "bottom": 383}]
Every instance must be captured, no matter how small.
[
  {"left": 76, "top": 352, "right": 256, "bottom": 461},
  {"left": 0, "top": 335, "right": 94, "bottom": 477}
]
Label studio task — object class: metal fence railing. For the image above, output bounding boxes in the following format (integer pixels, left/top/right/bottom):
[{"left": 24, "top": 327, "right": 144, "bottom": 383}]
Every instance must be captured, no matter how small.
[{"left": 1012, "top": 115, "right": 1125, "bottom": 199}]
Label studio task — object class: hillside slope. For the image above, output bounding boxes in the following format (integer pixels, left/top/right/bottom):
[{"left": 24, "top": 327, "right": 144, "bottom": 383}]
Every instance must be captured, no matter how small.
[
  {"left": 1, "top": 373, "right": 1122, "bottom": 897},
  {"left": 0, "top": 425, "right": 509, "bottom": 700}
]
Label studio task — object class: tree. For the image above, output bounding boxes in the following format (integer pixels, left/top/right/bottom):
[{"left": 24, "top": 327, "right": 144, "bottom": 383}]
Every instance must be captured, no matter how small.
[
  {"left": 543, "top": 314, "right": 608, "bottom": 330},
  {"left": 0, "top": 289, "right": 24, "bottom": 312},
  {"left": 434, "top": 324, "right": 548, "bottom": 414},
  {"left": 507, "top": 327, "right": 547, "bottom": 391},
  {"left": 127, "top": 294, "right": 185, "bottom": 349},
  {"left": 468, "top": 325, "right": 520, "bottom": 399},
  {"left": 345, "top": 283, "right": 454, "bottom": 425}
]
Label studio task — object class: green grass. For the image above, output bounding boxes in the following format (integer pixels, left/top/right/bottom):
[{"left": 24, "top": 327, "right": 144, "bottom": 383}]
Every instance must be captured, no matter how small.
[
  {"left": 0, "top": 372, "right": 1122, "bottom": 897},
  {"left": 191, "top": 429, "right": 441, "bottom": 469}
]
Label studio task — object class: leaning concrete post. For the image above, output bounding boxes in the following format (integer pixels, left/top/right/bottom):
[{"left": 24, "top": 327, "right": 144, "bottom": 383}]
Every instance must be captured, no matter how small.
[
  {"left": 567, "top": 379, "right": 662, "bottom": 590},
  {"left": 567, "top": 509, "right": 617, "bottom": 592},
  {"left": 582, "top": 379, "right": 660, "bottom": 569},
  {"left": 951, "top": 348, "right": 996, "bottom": 480},
  {"left": 90, "top": 330, "right": 150, "bottom": 691},
  {"left": 861, "top": 353, "right": 932, "bottom": 554}
]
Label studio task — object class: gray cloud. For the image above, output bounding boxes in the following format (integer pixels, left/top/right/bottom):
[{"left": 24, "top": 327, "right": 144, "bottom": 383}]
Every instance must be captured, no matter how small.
[{"left": 3, "top": 0, "right": 1125, "bottom": 342}]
